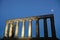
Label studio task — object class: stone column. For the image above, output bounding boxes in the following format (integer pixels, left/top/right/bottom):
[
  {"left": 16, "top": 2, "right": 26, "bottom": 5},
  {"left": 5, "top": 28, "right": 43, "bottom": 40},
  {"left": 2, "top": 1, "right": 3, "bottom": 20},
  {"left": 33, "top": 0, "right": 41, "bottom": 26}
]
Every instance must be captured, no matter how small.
[
  {"left": 21, "top": 20, "right": 25, "bottom": 38},
  {"left": 50, "top": 16, "right": 56, "bottom": 40},
  {"left": 44, "top": 18, "right": 48, "bottom": 40},
  {"left": 36, "top": 18, "right": 40, "bottom": 40},
  {"left": 4, "top": 21, "right": 9, "bottom": 37},
  {"left": 9, "top": 21, "right": 13, "bottom": 37},
  {"left": 15, "top": 21, "right": 19, "bottom": 37},
  {"left": 28, "top": 19, "right": 32, "bottom": 38}
]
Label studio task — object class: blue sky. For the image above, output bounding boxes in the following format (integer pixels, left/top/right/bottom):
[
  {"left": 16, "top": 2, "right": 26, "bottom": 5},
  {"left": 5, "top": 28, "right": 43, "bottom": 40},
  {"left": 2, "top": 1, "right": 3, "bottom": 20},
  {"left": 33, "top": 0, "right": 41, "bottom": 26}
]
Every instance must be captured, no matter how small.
[{"left": 0, "top": 0, "right": 60, "bottom": 39}]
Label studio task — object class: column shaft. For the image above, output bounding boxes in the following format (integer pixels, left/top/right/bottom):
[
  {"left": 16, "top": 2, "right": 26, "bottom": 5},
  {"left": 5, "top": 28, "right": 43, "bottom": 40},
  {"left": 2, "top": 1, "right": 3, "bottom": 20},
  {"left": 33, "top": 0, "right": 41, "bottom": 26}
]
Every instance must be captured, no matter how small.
[
  {"left": 15, "top": 21, "right": 19, "bottom": 37},
  {"left": 4, "top": 21, "right": 9, "bottom": 37},
  {"left": 28, "top": 20, "right": 32, "bottom": 38},
  {"left": 9, "top": 22, "right": 13, "bottom": 37},
  {"left": 44, "top": 18, "right": 48, "bottom": 40},
  {"left": 36, "top": 19, "right": 40, "bottom": 39},
  {"left": 21, "top": 20, "right": 25, "bottom": 38},
  {"left": 50, "top": 17, "right": 56, "bottom": 40}
]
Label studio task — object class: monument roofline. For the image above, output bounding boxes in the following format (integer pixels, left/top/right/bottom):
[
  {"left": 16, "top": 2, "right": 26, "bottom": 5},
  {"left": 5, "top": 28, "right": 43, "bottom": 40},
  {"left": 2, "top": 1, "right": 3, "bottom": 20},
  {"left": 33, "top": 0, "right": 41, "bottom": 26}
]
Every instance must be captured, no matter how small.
[{"left": 6, "top": 14, "right": 54, "bottom": 22}]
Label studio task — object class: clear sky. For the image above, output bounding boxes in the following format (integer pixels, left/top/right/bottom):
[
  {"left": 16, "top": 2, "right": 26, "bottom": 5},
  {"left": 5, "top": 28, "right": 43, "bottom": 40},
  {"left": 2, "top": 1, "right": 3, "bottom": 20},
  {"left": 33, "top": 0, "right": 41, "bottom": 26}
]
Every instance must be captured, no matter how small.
[{"left": 0, "top": 0, "right": 60, "bottom": 39}]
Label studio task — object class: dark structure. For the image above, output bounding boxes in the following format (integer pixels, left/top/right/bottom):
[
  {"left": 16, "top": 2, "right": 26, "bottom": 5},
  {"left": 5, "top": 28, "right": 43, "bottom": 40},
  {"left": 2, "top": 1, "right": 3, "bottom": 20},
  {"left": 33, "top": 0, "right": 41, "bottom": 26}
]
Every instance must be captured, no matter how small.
[{"left": 1, "top": 14, "right": 60, "bottom": 40}]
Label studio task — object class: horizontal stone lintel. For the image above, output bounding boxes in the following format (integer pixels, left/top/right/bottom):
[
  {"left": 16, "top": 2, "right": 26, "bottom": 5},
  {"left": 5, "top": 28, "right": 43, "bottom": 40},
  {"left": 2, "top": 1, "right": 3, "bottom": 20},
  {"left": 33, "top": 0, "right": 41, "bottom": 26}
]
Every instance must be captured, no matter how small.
[{"left": 7, "top": 14, "right": 54, "bottom": 22}]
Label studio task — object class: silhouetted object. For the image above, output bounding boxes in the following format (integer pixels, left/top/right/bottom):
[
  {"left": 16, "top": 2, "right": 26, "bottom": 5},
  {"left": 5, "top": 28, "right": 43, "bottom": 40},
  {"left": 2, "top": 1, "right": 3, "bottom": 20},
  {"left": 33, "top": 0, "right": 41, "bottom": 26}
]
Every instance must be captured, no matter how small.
[{"left": 1, "top": 14, "right": 60, "bottom": 40}]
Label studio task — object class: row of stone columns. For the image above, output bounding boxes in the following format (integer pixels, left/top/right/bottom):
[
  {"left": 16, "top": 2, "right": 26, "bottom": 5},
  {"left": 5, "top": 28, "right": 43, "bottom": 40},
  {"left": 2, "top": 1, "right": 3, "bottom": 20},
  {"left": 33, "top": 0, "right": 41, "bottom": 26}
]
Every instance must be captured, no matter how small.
[
  {"left": 4, "top": 19, "right": 34, "bottom": 38},
  {"left": 4, "top": 16, "right": 56, "bottom": 39},
  {"left": 4, "top": 21, "right": 19, "bottom": 37},
  {"left": 43, "top": 17, "right": 56, "bottom": 40},
  {"left": 21, "top": 19, "right": 32, "bottom": 38}
]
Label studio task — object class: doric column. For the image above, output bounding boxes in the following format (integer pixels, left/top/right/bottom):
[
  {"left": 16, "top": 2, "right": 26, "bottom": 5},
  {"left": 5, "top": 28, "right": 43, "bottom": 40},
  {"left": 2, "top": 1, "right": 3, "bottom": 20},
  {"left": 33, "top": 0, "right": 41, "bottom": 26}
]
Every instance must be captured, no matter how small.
[
  {"left": 36, "top": 18, "right": 40, "bottom": 39},
  {"left": 21, "top": 20, "right": 25, "bottom": 38},
  {"left": 15, "top": 21, "right": 19, "bottom": 37},
  {"left": 9, "top": 21, "right": 13, "bottom": 37},
  {"left": 44, "top": 18, "right": 48, "bottom": 40},
  {"left": 28, "top": 19, "right": 32, "bottom": 38},
  {"left": 50, "top": 16, "right": 56, "bottom": 40},
  {"left": 4, "top": 21, "right": 9, "bottom": 37}
]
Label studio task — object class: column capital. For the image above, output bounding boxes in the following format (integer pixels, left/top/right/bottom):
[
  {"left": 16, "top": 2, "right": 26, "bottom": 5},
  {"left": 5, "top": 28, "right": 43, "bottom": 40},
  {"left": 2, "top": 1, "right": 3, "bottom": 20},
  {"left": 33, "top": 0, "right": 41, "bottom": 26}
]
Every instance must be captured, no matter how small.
[
  {"left": 8, "top": 20, "right": 14, "bottom": 24},
  {"left": 35, "top": 17, "right": 39, "bottom": 20},
  {"left": 15, "top": 20, "right": 19, "bottom": 23},
  {"left": 22, "top": 19, "right": 26, "bottom": 22},
  {"left": 28, "top": 19, "right": 32, "bottom": 21}
]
